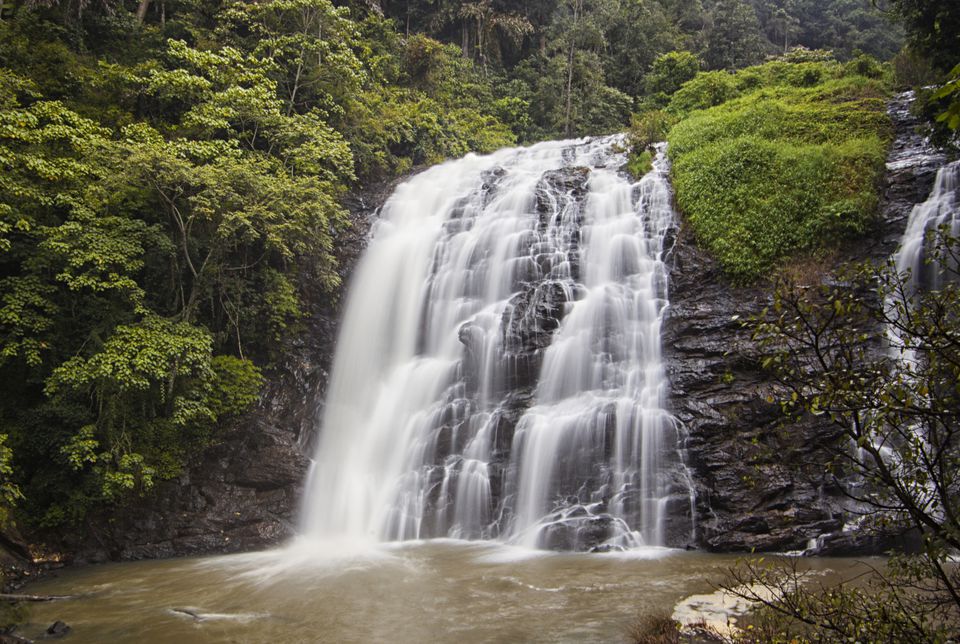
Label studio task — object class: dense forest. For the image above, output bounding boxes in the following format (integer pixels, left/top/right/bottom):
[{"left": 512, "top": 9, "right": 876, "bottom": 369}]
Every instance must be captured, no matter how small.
[{"left": 0, "top": 0, "right": 956, "bottom": 541}]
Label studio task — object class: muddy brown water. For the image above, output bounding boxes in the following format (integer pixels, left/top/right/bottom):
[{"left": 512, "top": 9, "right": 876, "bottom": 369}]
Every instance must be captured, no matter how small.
[{"left": 17, "top": 539, "right": 872, "bottom": 643}]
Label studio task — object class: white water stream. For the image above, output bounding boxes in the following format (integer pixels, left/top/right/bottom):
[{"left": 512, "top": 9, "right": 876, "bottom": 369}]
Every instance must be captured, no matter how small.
[
  {"left": 301, "top": 137, "right": 690, "bottom": 550},
  {"left": 891, "top": 159, "right": 960, "bottom": 298}
]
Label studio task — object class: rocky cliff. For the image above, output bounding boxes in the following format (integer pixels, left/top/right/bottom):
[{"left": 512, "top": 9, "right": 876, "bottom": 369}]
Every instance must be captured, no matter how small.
[{"left": 663, "top": 91, "right": 948, "bottom": 553}]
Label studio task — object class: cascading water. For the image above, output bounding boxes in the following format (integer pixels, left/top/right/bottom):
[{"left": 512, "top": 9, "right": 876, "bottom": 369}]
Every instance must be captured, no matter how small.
[
  {"left": 301, "top": 136, "right": 691, "bottom": 551},
  {"left": 891, "top": 160, "right": 960, "bottom": 295},
  {"left": 886, "top": 159, "right": 960, "bottom": 370}
]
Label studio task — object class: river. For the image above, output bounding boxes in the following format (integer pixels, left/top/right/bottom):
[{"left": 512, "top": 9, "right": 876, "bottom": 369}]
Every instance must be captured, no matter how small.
[{"left": 18, "top": 541, "right": 871, "bottom": 643}]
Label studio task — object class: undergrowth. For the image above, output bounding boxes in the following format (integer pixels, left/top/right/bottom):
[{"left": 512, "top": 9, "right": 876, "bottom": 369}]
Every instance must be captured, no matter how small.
[{"left": 665, "top": 60, "right": 893, "bottom": 283}]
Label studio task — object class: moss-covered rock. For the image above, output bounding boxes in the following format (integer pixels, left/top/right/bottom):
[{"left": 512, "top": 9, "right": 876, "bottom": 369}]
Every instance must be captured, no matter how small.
[{"left": 667, "top": 63, "right": 893, "bottom": 282}]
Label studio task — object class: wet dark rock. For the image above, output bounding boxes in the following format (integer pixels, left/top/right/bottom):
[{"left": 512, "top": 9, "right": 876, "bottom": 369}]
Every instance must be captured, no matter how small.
[
  {"left": 680, "top": 625, "right": 727, "bottom": 642},
  {"left": 541, "top": 166, "right": 590, "bottom": 194},
  {"left": 41, "top": 622, "right": 69, "bottom": 639},
  {"left": 539, "top": 514, "right": 615, "bottom": 551},
  {"left": 809, "top": 528, "right": 922, "bottom": 557},
  {"left": 589, "top": 544, "right": 625, "bottom": 553},
  {"left": 502, "top": 282, "right": 567, "bottom": 355},
  {"left": 0, "top": 632, "right": 32, "bottom": 644},
  {"left": 535, "top": 166, "right": 590, "bottom": 230},
  {"left": 665, "top": 91, "right": 948, "bottom": 555}
]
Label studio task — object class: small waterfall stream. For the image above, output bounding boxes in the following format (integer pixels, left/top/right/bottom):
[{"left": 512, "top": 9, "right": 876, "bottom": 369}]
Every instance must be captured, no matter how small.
[
  {"left": 886, "top": 159, "right": 960, "bottom": 370},
  {"left": 891, "top": 160, "right": 960, "bottom": 293},
  {"left": 301, "top": 136, "right": 691, "bottom": 550},
  {"left": 886, "top": 91, "right": 958, "bottom": 302}
]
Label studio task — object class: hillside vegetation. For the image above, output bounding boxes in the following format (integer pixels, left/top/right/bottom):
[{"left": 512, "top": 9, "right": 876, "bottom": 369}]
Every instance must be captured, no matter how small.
[{"left": 665, "top": 58, "right": 893, "bottom": 281}]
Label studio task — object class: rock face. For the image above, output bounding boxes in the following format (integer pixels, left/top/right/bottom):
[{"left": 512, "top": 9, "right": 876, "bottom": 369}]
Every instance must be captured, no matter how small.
[
  {"left": 663, "top": 91, "right": 948, "bottom": 553},
  {"left": 664, "top": 232, "right": 846, "bottom": 552}
]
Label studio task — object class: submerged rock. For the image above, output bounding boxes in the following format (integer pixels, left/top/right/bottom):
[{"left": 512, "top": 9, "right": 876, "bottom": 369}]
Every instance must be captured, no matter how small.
[
  {"left": 0, "top": 633, "right": 32, "bottom": 644},
  {"left": 41, "top": 622, "right": 69, "bottom": 639}
]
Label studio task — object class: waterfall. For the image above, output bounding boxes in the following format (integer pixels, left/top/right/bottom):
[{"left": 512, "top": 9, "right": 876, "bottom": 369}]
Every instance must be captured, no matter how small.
[
  {"left": 891, "top": 160, "right": 960, "bottom": 295},
  {"left": 887, "top": 160, "right": 960, "bottom": 368},
  {"left": 300, "top": 136, "right": 690, "bottom": 551}
]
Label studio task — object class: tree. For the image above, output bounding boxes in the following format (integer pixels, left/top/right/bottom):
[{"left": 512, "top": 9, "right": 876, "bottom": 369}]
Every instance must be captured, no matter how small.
[
  {"left": 530, "top": 0, "right": 628, "bottom": 137},
  {"left": 603, "top": 0, "right": 681, "bottom": 98},
  {"left": 643, "top": 49, "right": 700, "bottom": 106},
  {"left": 883, "top": 0, "right": 960, "bottom": 71},
  {"left": 881, "top": 0, "right": 960, "bottom": 137},
  {"left": 703, "top": 0, "right": 770, "bottom": 70},
  {"left": 457, "top": 0, "right": 532, "bottom": 74},
  {"left": 216, "top": 0, "right": 365, "bottom": 119},
  {"left": 769, "top": 7, "right": 799, "bottom": 54},
  {"left": 736, "top": 232, "right": 960, "bottom": 640}
]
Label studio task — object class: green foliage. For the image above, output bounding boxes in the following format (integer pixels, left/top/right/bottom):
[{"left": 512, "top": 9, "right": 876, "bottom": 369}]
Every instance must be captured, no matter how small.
[
  {"left": 703, "top": 0, "right": 769, "bottom": 71},
  {"left": 931, "top": 64, "right": 960, "bottom": 131},
  {"left": 882, "top": 0, "right": 960, "bottom": 137},
  {"left": 511, "top": 0, "right": 636, "bottom": 138},
  {"left": 891, "top": 48, "right": 940, "bottom": 89},
  {"left": 667, "top": 71, "right": 739, "bottom": 115},
  {"left": 668, "top": 64, "right": 892, "bottom": 282},
  {"left": 751, "top": 1, "right": 903, "bottom": 62},
  {"left": 603, "top": 1, "right": 680, "bottom": 98},
  {"left": 629, "top": 110, "right": 675, "bottom": 151},
  {"left": 210, "top": 355, "right": 264, "bottom": 418},
  {"left": 643, "top": 50, "right": 700, "bottom": 107},
  {"left": 0, "top": 0, "right": 530, "bottom": 529},
  {"left": 0, "top": 435, "right": 23, "bottom": 527},
  {"left": 627, "top": 109, "right": 675, "bottom": 177},
  {"left": 627, "top": 149, "right": 654, "bottom": 178},
  {"left": 885, "top": 0, "right": 960, "bottom": 72}
]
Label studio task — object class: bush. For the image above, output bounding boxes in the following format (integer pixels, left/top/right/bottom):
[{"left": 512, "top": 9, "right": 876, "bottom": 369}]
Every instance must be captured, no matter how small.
[
  {"left": 667, "top": 70, "right": 738, "bottom": 115},
  {"left": 667, "top": 69, "right": 892, "bottom": 282},
  {"left": 644, "top": 50, "right": 700, "bottom": 98},
  {"left": 625, "top": 613, "right": 680, "bottom": 644},
  {"left": 626, "top": 109, "right": 675, "bottom": 178},
  {"left": 630, "top": 109, "right": 675, "bottom": 150},
  {"left": 891, "top": 47, "right": 940, "bottom": 89}
]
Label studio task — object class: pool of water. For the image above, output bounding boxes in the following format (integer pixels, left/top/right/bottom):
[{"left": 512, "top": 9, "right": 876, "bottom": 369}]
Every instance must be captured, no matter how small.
[{"left": 17, "top": 539, "right": 870, "bottom": 643}]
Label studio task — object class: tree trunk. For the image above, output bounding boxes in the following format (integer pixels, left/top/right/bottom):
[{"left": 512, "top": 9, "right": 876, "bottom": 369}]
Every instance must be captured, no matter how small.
[
  {"left": 136, "top": 0, "right": 151, "bottom": 23},
  {"left": 563, "top": 0, "right": 582, "bottom": 136},
  {"left": 477, "top": 15, "right": 486, "bottom": 74}
]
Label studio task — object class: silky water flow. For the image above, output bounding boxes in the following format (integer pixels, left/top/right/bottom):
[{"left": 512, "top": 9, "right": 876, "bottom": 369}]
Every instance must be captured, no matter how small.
[{"left": 300, "top": 136, "right": 693, "bottom": 552}]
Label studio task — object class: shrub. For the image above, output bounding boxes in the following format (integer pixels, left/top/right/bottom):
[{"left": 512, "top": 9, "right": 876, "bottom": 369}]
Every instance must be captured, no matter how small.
[
  {"left": 667, "top": 70, "right": 738, "bottom": 115},
  {"left": 626, "top": 109, "right": 676, "bottom": 178},
  {"left": 625, "top": 612, "right": 680, "bottom": 644},
  {"left": 667, "top": 69, "right": 892, "bottom": 282},
  {"left": 644, "top": 50, "right": 700, "bottom": 98}
]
